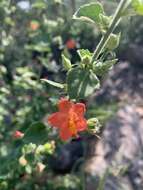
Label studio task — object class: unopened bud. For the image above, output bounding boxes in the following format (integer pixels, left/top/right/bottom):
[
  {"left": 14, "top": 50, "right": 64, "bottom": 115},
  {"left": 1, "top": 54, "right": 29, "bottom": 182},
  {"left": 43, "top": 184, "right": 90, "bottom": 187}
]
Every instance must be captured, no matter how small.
[
  {"left": 87, "top": 118, "right": 101, "bottom": 133},
  {"left": 36, "top": 162, "right": 46, "bottom": 173},
  {"left": 13, "top": 130, "right": 24, "bottom": 139},
  {"left": 19, "top": 156, "right": 27, "bottom": 166},
  {"left": 106, "top": 33, "right": 121, "bottom": 50}
]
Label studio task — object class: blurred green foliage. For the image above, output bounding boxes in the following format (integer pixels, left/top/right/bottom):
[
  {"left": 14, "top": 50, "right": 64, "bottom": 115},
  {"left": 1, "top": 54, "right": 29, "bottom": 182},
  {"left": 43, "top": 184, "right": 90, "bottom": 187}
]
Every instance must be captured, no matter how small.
[
  {"left": 0, "top": 0, "right": 97, "bottom": 189},
  {"left": 0, "top": 0, "right": 143, "bottom": 189}
]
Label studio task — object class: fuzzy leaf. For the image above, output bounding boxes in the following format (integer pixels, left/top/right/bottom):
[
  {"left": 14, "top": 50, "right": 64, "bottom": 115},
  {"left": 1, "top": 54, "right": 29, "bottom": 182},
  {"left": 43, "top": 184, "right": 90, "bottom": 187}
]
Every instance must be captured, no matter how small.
[
  {"left": 23, "top": 122, "right": 48, "bottom": 145},
  {"left": 73, "top": 3, "right": 104, "bottom": 24},
  {"left": 77, "top": 49, "right": 93, "bottom": 64},
  {"left": 93, "top": 59, "right": 117, "bottom": 76},
  {"left": 41, "top": 79, "right": 64, "bottom": 89},
  {"left": 62, "top": 54, "right": 72, "bottom": 70},
  {"left": 77, "top": 49, "right": 93, "bottom": 60},
  {"left": 67, "top": 68, "right": 100, "bottom": 99}
]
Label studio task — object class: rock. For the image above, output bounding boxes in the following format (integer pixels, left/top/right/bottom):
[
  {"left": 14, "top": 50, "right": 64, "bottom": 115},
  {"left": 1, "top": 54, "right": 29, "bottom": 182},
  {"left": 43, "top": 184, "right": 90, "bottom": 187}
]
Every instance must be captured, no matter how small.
[
  {"left": 125, "top": 44, "right": 143, "bottom": 68},
  {"left": 89, "top": 61, "right": 143, "bottom": 103},
  {"left": 85, "top": 104, "right": 143, "bottom": 190}
]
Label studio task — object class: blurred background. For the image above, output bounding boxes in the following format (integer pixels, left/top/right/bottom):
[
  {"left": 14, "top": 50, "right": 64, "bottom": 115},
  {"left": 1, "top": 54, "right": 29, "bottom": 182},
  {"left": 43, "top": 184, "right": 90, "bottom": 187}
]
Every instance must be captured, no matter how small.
[{"left": 0, "top": 0, "right": 143, "bottom": 189}]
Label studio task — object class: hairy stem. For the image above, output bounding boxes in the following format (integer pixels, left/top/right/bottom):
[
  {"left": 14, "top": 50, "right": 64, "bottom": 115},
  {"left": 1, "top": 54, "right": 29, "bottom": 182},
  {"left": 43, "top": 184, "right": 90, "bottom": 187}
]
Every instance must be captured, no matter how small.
[{"left": 91, "top": 0, "right": 130, "bottom": 63}]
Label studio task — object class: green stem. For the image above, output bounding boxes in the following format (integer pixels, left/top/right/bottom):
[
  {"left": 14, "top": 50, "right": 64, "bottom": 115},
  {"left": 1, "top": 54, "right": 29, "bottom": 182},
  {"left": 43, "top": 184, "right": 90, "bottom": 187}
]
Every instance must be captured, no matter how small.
[
  {"left": 97, "top": 169, "right": 109, "bottom": 190},
  {"left": 82, "top": 165, "right": 86, "bottom": 190},
  {"left": 91, "top": 0, "right": 129, "bottom": 63}
]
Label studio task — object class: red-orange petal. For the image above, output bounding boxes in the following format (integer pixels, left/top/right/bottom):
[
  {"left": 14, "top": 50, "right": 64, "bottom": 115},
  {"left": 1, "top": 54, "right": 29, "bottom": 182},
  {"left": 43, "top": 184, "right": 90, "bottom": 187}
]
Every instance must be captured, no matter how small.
[
  {"left": 76, "top": 118, "right": 87, "bottom": 132},
  {"left": 59, "top": 124, "right": 72, "bottom": 141},
  {"left": 74, "top": 103, "right": 86, "bottom": 116},
  {"left": 48, "top": 112, "right": 67, "bottom": 128},
  {"left": 58, "top": 98, "right": 73, "bottom": 113}
]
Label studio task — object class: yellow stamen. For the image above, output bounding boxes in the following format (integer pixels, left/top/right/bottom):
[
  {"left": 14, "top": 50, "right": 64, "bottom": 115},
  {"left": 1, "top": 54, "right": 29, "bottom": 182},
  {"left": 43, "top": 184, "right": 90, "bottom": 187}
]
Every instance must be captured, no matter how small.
[{"left": 68, "top": 117, "right": 77, "bottom": 135}]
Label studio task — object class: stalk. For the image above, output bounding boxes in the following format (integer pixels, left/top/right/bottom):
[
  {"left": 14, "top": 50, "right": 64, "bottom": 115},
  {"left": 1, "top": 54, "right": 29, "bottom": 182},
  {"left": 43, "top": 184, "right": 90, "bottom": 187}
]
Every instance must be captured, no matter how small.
[{"left": 91, "top": 0, "right": 130, "bottom": 63}]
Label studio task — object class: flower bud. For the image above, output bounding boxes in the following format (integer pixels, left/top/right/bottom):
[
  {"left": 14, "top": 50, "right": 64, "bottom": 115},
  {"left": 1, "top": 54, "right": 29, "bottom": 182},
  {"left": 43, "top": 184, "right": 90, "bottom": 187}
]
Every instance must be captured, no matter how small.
[
  {"left": 66, "top": 39, "right": 76, "bottom": 49},
  {"left": 30, "top": 21, "right": 39, "bottom": 31},
  {"left": 87, "top": 118, "right": 101, "bottom": 133},
  {"left": 13, "top": 130, "right": 24, "bottom": 139},
  {"left": 106, "top": 33, "right": 121, "bottom": 50},
  {"left": 36, "top": 162, "right": 46, "bottom": 173},
  {"left": 19, "top": 156, "right": 27, "bottom": 166}
]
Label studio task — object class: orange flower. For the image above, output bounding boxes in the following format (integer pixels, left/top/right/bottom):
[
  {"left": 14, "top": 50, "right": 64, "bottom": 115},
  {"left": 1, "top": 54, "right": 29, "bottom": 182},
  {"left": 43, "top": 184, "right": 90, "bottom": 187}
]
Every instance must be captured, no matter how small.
[
  {"left": 13, "top": 130, "right": 24, "bottom": 139},
  {"left": 66, "top": 39, "right": 76, "bottom": 49},
  {"left": 30, "top": 21, "right": 39, "bottom": 31},
  {"left": 48, "top": 98, "right": 87, "bottom": 141}
]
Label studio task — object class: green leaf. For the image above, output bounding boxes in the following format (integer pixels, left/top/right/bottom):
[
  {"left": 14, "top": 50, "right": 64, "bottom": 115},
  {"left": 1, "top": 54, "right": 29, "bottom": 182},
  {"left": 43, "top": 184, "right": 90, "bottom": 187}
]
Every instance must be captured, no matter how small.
[
  {"left": 32, "top": 0, "right": 47, "bottom": 9},
  {"left": 41, "top": 79, "right": 64, "bottom": 89},
  {"left": 0, "top": 174, "right": 9, "bottom": 180},
  {"left": 132, "top": 0, "right": 143, "bottom": 15},
  {"left": 32, "top": 2, "right": 47, "bottom": 9},
  {"left": 67, "top": 68, "right": 100, "bottom": 99},
  {"left": 77, "top": 49, "right": 93, "bottom": 60},
  {"left": 73, "top": 3, "right": 104, "bottom": 24},
  {"left": 23, "top": 122, "right": 48, "bottom": 145},
  {"left": 77, "top": 49, "right": 93, "bottom": 65},
  {"left": 93, "top": 59, "right": 117, "bottom": 76},
  {"left": 99, "top": 14, "right": 111, "bottom": 30},
  {"left": 62, "top": 54, "right": 72, "bottom": 71},
  {"left": 25, "top": 42, "right": 50, "bottom": 52}
]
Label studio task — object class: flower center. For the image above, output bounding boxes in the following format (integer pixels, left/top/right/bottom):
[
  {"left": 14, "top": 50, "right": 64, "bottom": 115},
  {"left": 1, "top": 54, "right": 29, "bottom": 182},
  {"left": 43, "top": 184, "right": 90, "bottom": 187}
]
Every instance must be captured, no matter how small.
[
  {"left": 68, "top": 118, "right": 77, "bottom": 135},
  {"left": 68, "top": 112, "right": 77, "bottom": 135}
]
